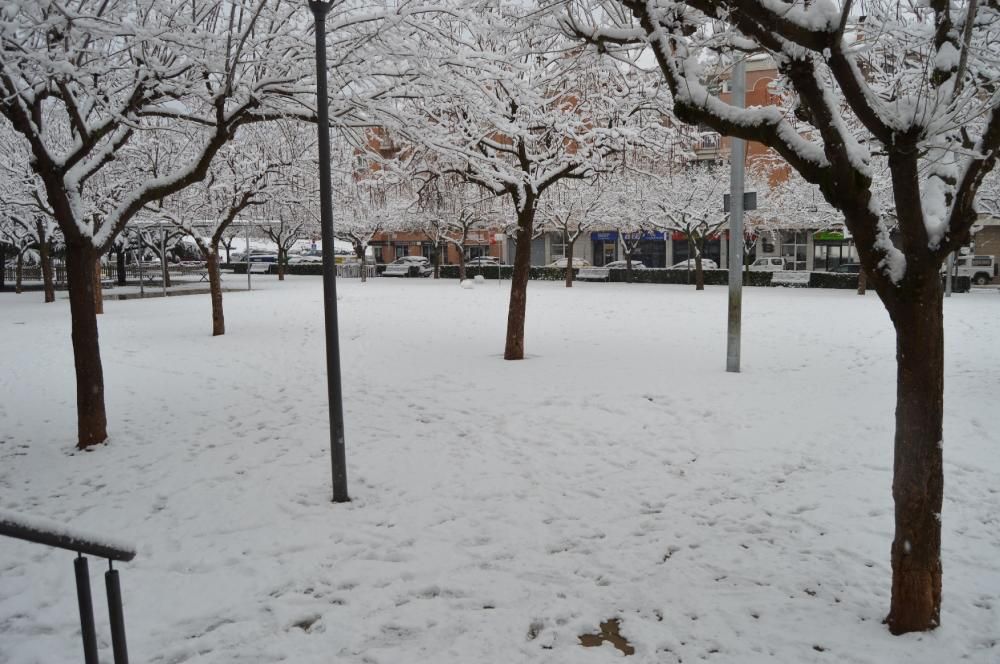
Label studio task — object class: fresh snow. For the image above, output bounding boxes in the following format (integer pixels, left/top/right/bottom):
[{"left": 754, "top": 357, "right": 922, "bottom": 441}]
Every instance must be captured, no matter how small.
[{"left": 1, "top": 278, "right": 998, "bottom": 663}]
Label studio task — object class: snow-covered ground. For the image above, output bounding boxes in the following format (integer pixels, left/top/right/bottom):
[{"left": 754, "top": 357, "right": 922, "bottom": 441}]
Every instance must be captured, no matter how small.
[{"left": 1, "top": 278, "right": 997, "bottom": 663}]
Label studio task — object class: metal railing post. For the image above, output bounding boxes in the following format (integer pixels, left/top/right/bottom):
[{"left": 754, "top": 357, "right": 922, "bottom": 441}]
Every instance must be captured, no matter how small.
[
  {"left": 106, "top": 563, "right": 129, "bottom": 664},
  {"left": 74, "top": 556, "right": 99, "bottom": 664}
]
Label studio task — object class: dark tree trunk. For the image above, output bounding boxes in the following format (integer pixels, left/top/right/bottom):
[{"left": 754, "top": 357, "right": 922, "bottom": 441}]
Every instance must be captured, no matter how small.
[
  {"left": 40, "top": 237, "right": 55, "bottom": 303},
  {"left": 277, "top": 247, "right": 286, "bottom": 281},
  {"left": 65, "top": 242, "right": 108, "bottom": 448},
  {"left": 206, "top": 249, "right": 225, "bottom": 336},
  {"left": 694, "top": 252, "right": 705, "bottom": 291},
  {"left": 354, "top": 243, "right": 367, "bottom": 283},
  {"left": 858, "top": 268, "right": 868, "bottom": 295},
  {"left": 15, "top": 250, "right": 23, "bottom": 294},
  {"left": 565, "top": 239, "right": 575, "bottom": 287},
  {"left": 433, "top": 245, "right": 441, "bottom": 279},
  {"left": 0, "top": 244, "right": 6, "bottom": 290},
  {"left": 93, "top": 257, "right": 104, "bottom": 314},
  {"left": 883, "top": 273, "right": 944, "bottom": 635},
  {"left": 115, "top": 246, "right": 127, "bottom": 286},
  {"left": 458, "top": 248, "right": 467, "bottom": 281},
  {"left": 504, "top": 206, "right": 534, "bottom": 360},
  {"left": 625, "top": 252, "right": 633, "bottom": 283}
]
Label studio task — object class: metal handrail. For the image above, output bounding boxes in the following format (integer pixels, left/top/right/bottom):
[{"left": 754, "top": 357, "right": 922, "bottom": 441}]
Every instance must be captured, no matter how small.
[
  {"left": 0, "top": 510, "right": 134, "bottom": 664},
  {"left": 0, "top": 513, "right": 135, "bottom": 561}
]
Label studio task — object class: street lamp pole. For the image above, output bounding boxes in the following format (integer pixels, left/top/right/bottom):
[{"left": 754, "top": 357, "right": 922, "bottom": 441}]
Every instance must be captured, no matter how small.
[
  {"left": 309, "top": 0, "right": 349, "bottom": 503},
  {"left": 726, "top": 57, "right": 746, "bottom": 374}
]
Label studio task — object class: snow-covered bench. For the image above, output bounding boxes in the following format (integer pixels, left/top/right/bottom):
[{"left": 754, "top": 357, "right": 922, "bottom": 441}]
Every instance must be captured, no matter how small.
[
  {"left": 248, "top": 263, "right": 271, "bottom": 275},
  {"left": 577, "top": 267, "right": 610, "bottom": 281},
  {"left": 771, "top": 270, "right": 810, "bottom": 287},
  {"left": 382, "top": 263, "right": 413, "bottom": 277}
]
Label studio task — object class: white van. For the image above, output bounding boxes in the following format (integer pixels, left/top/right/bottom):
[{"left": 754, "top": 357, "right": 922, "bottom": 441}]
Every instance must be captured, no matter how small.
[
  {"left": 942, "top": 255, "right": 996, "bottom": 285},
  {"left": 749, "top": 257, "right": 787, "bottom": 272}
]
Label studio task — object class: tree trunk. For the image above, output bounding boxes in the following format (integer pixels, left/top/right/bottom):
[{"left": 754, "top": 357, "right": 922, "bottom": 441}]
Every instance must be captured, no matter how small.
[
  {"left": 858, "top": 268, "right": 868, "bottom": 295},
  {"left": 93, "top": 256, "right": 104, "bottom": 314},
  {"left": 65, "top": 242, "right": 108, "bottom": 448},
  {"left": 694, "top": 249, "right": 705, "bottom": 291},
  {"left": 115, "top": 246, "right": 127, "bottom": 286},
  {"left": 625, "top": 253, "right": 633, "bottom": 283},
  {"left": 15, "top": 250, "right": 23, "bottom": 294},
  {"left": 884, "top": 273, "right": 944, "bottom": 634},
  {"left": 565, "top": 239, "right": 575, "bottom": 287},
  {"left": 0, "top": 244, "right": 6, "bottom": 291},
  {"left": 504, "top": 208, "right": 534, "bottom": 360},
  {"left": 458, "top": 249, "right": 467, "bottom": 281},
  {"left": 40, "top": 236, "right": 55, "bottom": 303},
  {"left": 360, "top": 251, "right": 368, "bottom": 283},
  {"left": 277, "top": 247, "right": 286, "bottom": 281},
  {"left": 206, "top": 249, "right": 225, "bottom": 336},
  {"left": 433, "top": 245, "right": 441, "bottom": 279}
]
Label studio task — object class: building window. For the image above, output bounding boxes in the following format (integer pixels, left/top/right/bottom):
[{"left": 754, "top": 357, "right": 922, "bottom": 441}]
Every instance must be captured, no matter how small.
[
  {"left": 394, "top": 245, "right": 408, "bottom": 260},
  {"left": 781, "top": 231, "right": 808, "bottom": 270},
  {"left": 550, "top": 232, "right": 567, "bottom": 261}
]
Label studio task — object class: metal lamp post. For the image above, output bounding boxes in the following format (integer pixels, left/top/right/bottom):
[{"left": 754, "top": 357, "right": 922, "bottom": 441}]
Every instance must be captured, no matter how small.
[
  {"left": 726, "top": 57, "right": 746, "bottom": 374},
  {"left": 309, "top": 0, "right": 349, "bottom": 503}
]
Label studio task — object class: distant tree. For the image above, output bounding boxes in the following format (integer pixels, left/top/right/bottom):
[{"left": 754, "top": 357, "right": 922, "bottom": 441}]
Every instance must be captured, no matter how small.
[
  {"left": 539, "top": 179, "right": 607, "bottom": 287},
  {"left": 386, "top": 4, "right": 675, "bottom": 358}
]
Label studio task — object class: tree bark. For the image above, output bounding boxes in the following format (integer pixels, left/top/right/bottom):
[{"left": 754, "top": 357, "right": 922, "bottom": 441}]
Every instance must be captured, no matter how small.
[
  {"left": 277, "top": 247, "right": 286, "bottom": 281},
  {"left": 15, "top": 250, "right": 23, "bottom": 294},
  {"left": 884, "top": 272, "right": 944, "bottom": 635},
  {"left": 93, "top": 256, "right": 104, "bottom": 314},
  {"left": 65, "top": 242, "right": 108, "bottom": 448},
  {"left": 206, "top": 249, "right": 225, "bottom": 336},
  {"left": 433, "top": 244, "right": 441, "bottom": 279},
  {"left": 858, "top": 268, "right": 868, "bottom": 295},
  {"left": 625, "top": 253, "right": 633, "bottom": 283},
  {"left": 694, "top": 246, "right": 705, "bottom": 291},
  {"left": 565, "top": 239, "right": 575, "bottom": 287},
  {"left": 504, "top": 206, "right": 534, "bottom": 360},
  {"left": 115, "top": 245, "right": 127, "bottom": 286},
  {"left": 39, "top": 236, "right": 55, "bottom": 303},
  {"left": 458, "top": 249, "right": 467, "bottom": 281}
]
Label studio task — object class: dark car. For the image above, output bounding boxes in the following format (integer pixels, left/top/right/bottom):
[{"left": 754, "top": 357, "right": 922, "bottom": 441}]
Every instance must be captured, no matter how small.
[{"left": 833, "top": 263, "right": 861, "bottom": 274}]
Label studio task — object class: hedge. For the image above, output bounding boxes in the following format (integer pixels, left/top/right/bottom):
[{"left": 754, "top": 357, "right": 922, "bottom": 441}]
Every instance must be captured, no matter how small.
[
  {"left": 225, "top": 262, "right": 383, "bottom": 276},
  {"left": 225, "top": 262, "right": 973, "bottom": 292}
]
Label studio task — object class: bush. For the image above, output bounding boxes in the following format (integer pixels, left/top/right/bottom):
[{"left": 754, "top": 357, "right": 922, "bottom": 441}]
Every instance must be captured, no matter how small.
[
  {"left": 807, "top": 271, "right": 860, "bottom": 289},
  {"left": 437, "top": 265, "right": 570, "bottom": 281},
  {"left": 607, "top": 268, "right": 773, "bottom": 286}
]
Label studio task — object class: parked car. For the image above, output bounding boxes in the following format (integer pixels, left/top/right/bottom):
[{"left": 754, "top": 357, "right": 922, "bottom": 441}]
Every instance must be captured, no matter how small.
[
  {"left": 832, "top": 263, "right": 862, "bottom": 274},
  {"left": 288, "top": 254, "right": 323, "bottom": 264},
  {"left": 670, "top": 258, "right": 719, "bottom": 270},
  {"left": 749, "top": 257, "right": 788, "bottom": 272},
  {"left": 604, "top": 260, "right": 645, "bottom": 270},
  {"left": 547, "top": 257, "right": 591, "bottom": 268},
  {"left": 232, "top": 250, "right": 277, "bottom": 263},
  {"left": 384, "top": 255, "right": 432, "bottom": 277},
  {"left": 466, "top": 256, "right": 502, "bottom": 267},
  {"left": 940, "top": 254, "right": 996, "bottom": 285}
]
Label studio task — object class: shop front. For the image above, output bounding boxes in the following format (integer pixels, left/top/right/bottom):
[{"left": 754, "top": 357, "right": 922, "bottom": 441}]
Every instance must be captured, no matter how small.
[
  {"left": 812, "top": 230, "right": 857, "bottom": 271},
  {"left": 591, "top": 231, "right": 668, "bottom": 267},
  {"left": 671, "top": 232, "right": 722, "bottom": 267}
]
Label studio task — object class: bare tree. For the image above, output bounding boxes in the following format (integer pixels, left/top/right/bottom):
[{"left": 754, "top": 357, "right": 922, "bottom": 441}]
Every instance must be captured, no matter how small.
[
  {"left": 385, "top": 4, "right": 675, "bottom": 358},
  {"left": 566, "top": 0, "right": 1000, "bottom": 632}
]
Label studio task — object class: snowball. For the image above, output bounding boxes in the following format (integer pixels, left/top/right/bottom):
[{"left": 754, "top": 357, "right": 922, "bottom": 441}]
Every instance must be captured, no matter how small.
[
  {"left": 473, "top": 275, "right": 485, "bottom": 285},
  {"left": 460, "top": 280, "right": 474, "bottom": 289}
]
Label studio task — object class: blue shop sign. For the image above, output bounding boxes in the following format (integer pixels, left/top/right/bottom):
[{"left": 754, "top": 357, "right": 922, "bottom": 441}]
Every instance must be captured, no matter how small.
[{"left": 591, "top": 231, "right": 665, "bottom": 241}]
